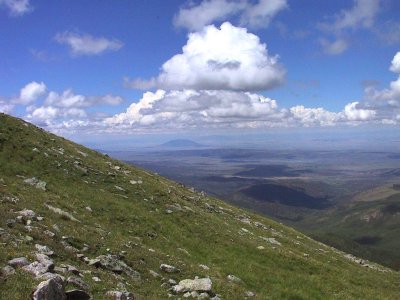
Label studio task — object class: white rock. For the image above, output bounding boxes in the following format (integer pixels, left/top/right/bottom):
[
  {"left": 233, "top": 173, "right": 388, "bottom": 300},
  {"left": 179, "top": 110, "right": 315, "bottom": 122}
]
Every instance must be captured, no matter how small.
[
  {"left": 227, "top": 274, "right": 242, "bottom": 283},
  {"left": 17, "top": 209, "right": 36, "bottom": 218},
  {"left": 262, "top": 237, "right": 281, "bottom": 246},
  {"left": 35, "top": 244, "right": 54, "bottom": 256},
  {"left": 160, "top": 264, "right": 179, "bottom": 273},
  {"left": 178, "top": 278, "right": 212, "bottom": 292},
  {"left": 199, "top": 264, "right": 209, "bottom": 270},
  {"left": 245, "top": 291, "right": 255, "bottom": 297}
]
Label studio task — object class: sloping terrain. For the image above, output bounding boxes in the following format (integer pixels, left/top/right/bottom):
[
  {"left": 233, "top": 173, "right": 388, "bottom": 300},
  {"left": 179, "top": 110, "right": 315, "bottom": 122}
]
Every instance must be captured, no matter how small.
[
  {"left": 0, "top": 113, "right": 399, "bottom": 299},
  {"left": 299, "top": 185, "right": 400, "bottom": 270}
]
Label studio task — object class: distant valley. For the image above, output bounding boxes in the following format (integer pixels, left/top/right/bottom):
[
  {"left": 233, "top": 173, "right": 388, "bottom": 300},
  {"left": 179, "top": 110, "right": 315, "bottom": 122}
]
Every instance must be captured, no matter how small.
[{"left": 108, "top": 147, "right": 400, "bottom": 270}]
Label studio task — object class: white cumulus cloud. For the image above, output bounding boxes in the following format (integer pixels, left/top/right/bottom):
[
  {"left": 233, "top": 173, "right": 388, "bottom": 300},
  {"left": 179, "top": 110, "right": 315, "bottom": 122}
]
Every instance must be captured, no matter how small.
[
  {"left": 105, "top": 90, "right": 282, "bottom": 129},
  {"left": 44, "top": 90, "right": 123, "bottom": 108},
  {"left": 364, "top": 52, "right": 400, "bottom": 110},
  {"left": 0, "top": 99, "right": 14, "bottom": 113},
  {"left": 174, "top": 0, "right": 287, "bottom": 31},
  {"left": 17, "top": 81, "right": 47, "bottom": 105},
  {"left": 127, "top": 22, "right": 285, "bottom": 92},
  {"left": 55, "top": 31, "right": 123, "bottom": 56},
  {"left": 344, "top": 102, "right": 376, "bottom": 121},
  {"left": 390, "top": 52, "right": 400, "bottom": 73},
  {"left": 290, "top": 106, "right": 341, "bottom": 126},
  {"left": 0, "top": 0, "right": 32, "bottom": 16}
]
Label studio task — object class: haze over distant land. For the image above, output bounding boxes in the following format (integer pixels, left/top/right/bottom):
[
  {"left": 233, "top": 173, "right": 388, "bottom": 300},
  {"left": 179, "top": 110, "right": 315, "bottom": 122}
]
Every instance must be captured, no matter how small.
[{"left": 1, "top": 0, "right": 400, "bottom": 147}]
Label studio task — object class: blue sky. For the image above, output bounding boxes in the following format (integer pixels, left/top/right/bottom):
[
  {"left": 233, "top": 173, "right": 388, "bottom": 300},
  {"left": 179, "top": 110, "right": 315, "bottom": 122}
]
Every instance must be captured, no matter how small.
[{"left": 1, "top": 0, "right": 400, "bottom": 144}]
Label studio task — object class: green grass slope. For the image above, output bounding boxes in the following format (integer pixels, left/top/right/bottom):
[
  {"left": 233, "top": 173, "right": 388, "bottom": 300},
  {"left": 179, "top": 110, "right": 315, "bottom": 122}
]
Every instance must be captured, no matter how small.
[
  {"left": 299, "top": 191, "right": 400, "bottom": 271},
  {"left": 0, "top": 113, "right": 399, "bottom": 299}
]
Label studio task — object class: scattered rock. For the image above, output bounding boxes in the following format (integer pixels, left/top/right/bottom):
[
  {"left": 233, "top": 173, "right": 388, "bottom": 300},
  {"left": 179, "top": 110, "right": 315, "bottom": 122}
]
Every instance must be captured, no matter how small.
[
  {"left": 129, "top": 180, "right": 142, "bottom": 185},
  {"left": 198, "top": 292, "right": 210, "bottom": 299},
  {"left": 37, "top": 272, "right": 65, "bottom": 282},
  {"left": 257, "top": 246, "right": 265, "bottom": 250},
  {"left": 35, "top": 253, "right": 55, "bottom": 272},
  {"left": 35, "top": 244, "right": 55, "bottom": 256},
  {"left": 105, "top": 290, "right": 134, "bottom": 300},
  {"left": 61, "top": 240, "right": 79, "bottom": 253},
  {"left": 17, "top": 209, "right": 36, "bottom": 218},
  {"left": 177, "top": 278, "right": 212, "bottom": 292},
  {"left": 166, "top": 203, "right": 182, "bottom": 213},
  {"left": 74, "top": 163, "right": 88, "bottom": 174},
  {"left": 262, "top": 237, "right": 281, "bottom": 246},
  {"left": 67, "top": 276, "right": 90, "bottom": 291},
  {"left": 44, "top": 230, "right": 56, "bottom": 238},
  {"left": 160, "top": 264, "right": 180, "bottom": 273},
  {"left": 55, "top": 266, "right": 68, "bottom": 274},
  {"left": 199, "top": 264, "right": 209, "bottom": 270},
  {"left": 65, "top": 289, "right": 91, "bottom": 300},
  {"left": 168, "top": 279, "right": 177, "bottom": 285},
  {"left": 6, "top": 219, "right": 16, "bottom": 228},
  {"left": 149, "top": 270, "right": 161, "bottom": 278},
  {"left": 1, "top": 194, "right": 19, "bottom": 204},
  {"left": 67, "top": 265, "right": 80, "bottom": 276},
  {"left": 227, "top": 274, "right": 242, "bottom": 283},
  {"left": 24, "top": 177, "right": 47, "bottom": 191},
  {"left": 8, "top": 257, "right": 29, "bottom": 267},
  {"left": 92, "top": 276, "right": 101, "bottom": 282},
  {"left": 32, "top": 277, "right": 66, "bottom": 300},
  {"left": 88, "top": 255, "right": 140, "bottom": 280},
  {"left": 23, "top": 261, "right": 53, "bottom": 277},
  {"left": 1, "top": 265, "right": 15, "bottom": 277},
  {"left": 177, "top": 248, "right": 190, "bottom": 256},
  {"left": 77, "top": 150, "right": 88, "bottom": 157},
  {"left": 45, "top": 204, "right": 80, "bottom": 222},
  {"left": 245, "top": 291, "right": 255, "bottom": 297},
  {"left": 23, "top": 235, "right": 34, "bottom": 242}
]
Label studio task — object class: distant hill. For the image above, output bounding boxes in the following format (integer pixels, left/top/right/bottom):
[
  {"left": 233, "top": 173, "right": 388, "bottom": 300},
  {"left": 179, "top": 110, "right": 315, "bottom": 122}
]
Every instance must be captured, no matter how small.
[
  {"left": 0, "top": 113, "right": 399, "bottom": 299},
  {"left": 299, "top": 184, "right": 400, "bottom": 270},
  {"left": 160, "top": 139, "right": 203, "bottom": 148}
]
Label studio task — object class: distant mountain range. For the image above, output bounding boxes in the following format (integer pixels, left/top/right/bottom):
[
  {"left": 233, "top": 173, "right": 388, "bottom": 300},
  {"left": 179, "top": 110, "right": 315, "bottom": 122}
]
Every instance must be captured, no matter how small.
[{"left": 160, "top": 139, "right": 204, "bottom": 148}]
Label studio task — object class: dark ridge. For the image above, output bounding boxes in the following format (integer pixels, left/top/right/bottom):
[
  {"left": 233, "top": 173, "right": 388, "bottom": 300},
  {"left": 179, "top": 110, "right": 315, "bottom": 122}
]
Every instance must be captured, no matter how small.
[
  {"left": 381, "top": 202, "right": 400, "bottom": 214},
  {"left": 240, "top": 183, "right": 331, "bottom": 209},
  {"left": 354, "top": 236, "right": 382, "bottom": 245},
  {"left": 235, "top": 165, "right": 300, "bottom": 177},
  {"left": 160, "top": 139, "right": 202, "bottom": 148}
]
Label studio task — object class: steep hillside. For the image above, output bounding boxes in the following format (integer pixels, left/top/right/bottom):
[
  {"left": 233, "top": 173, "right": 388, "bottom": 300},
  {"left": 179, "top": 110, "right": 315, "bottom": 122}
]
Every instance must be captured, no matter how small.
[
  {"left": 0, "top": 113, "right": 399, "bottom": 299},
  {"left": 299, "top": 186, "right": 400, "bottom": 270}
]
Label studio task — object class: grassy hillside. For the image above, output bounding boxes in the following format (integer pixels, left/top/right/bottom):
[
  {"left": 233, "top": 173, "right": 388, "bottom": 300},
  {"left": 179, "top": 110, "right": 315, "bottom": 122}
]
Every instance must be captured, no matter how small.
[
  {"left": 0, "top": 113, "right": 399, "bottom": 299},
  {"left": 299, "top": 188, "right": 400, "bottom": 271}
]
